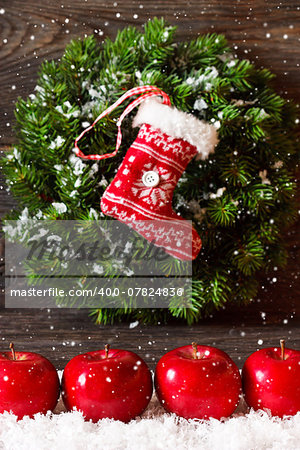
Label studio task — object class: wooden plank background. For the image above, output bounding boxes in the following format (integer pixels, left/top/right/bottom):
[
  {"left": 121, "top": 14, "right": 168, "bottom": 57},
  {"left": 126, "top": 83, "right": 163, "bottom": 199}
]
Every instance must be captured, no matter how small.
[{"left": 0, "top": 0, "right": 299, "bottom": 370}]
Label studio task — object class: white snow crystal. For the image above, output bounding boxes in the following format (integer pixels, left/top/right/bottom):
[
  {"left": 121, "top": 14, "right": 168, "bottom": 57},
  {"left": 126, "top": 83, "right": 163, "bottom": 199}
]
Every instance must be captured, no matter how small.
[
  {"left": 89, "top": 208, "right": 99, "bottom": 220},
  {"left": 49, "top": 136, "right": 65, "bottom": 150},
  {"left": 7, "top": 148, "right": 21, "bottom": 161},
  {"left": 52, "top": 202, "right": 67, "bottom": 214},
  {"left": 74, "top": 178, "right": 81, "bottom": 188},
  {"left": 227, "top": 60, "right": 237, "bottom": 68},
  {"left": 209, "top": 187, "right": 226, "bottom": 199},
  {"left": 13, "top": 147, "right": 21, "bottom": 161},
  {"left": 88, "top": 88, "right": 104, "bottom": 98},
  {"left": 28, "top": 228, "right": 49, "bottom": 242},
  {"left": 193, "top": 98, "right": 208, "bottom": 111},
  {"left": 64, "top": 101, "right": 72, "bottom": 109},
  {"left": 89, "top": 163, "right": 99, "bottom": 177},
  {"left": 34, "top": 85, "right": 45, "bottom": 95},
  {"left": 99, "top": 176, "right": 108, "bottom": 187},
  {"left": 124, "top": 241, "right": 133, "bottom": 254},
  {"left": 35, "top": 210, "right": 44, "bottom": 219},
  {"left": 69, "top": 154, "right": 87, "bottom": 176},
  {"left": 20, "top": 207, "right": 29, "bottom": 221},
  {"left": 2, "top": 207, "right": 39, "bottom": 242},
  {"left": 185, "top": 67, "right": 219, "bottom": 92},
  {"left": 93, "top": 263, "right": 104, "bottom": 274},
  {"left": 55, "top": 103, "right": 80, "bottom": 119},
  {"left": 129, "top": 321, "right": 139, "bottom": 329},
  {"left": 55, "top": 105, "right": 64, "bottom": 114},
  {"left": 163, "top": 30, "right": 169, "bottom": 41}
]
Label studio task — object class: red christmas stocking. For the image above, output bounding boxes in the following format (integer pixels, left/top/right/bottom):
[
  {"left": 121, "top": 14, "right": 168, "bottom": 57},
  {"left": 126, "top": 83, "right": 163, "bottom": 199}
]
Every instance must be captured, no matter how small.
[{"left": 75, "top": 86, "right": 218, "bottom": 260}]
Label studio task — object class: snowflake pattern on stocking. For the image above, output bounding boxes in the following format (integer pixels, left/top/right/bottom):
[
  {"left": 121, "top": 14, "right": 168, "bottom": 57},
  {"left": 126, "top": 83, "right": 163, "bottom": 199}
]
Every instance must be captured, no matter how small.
[{"left": 131, "top": 163, "right": 177, "bottom": 206}]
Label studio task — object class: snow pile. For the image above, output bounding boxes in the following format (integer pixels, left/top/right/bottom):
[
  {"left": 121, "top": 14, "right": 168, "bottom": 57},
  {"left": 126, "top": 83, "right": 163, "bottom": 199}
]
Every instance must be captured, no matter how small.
[{"left": 0, "top": 393, "right": 299, "bottom": 450}]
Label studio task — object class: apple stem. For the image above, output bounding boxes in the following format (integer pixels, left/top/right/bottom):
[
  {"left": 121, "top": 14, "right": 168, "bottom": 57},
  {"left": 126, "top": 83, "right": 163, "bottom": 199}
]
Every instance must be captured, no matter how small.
[
  {"left": 280, "top": 339, "right": 285, "bottom": 360},
  {"left": 9, "top": 342, "right": 16, "bottom": 361},
  {"left": 192, "top": 342, "right": 198, "bottom": 360},
  {"left": 105, "top": 344, "right": 110, "bottom": 359}
]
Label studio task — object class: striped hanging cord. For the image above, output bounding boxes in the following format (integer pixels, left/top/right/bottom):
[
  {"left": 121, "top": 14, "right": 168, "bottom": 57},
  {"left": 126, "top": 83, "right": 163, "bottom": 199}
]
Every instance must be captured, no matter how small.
[{"left": 74, "top": 85, "right": 171, "bottom": 161}]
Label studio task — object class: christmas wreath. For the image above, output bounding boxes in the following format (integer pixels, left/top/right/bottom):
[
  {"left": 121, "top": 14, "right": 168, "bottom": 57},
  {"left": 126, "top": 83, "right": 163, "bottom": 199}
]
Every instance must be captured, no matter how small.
[{"left": 3, "top": 18, "right": 298, "bottom": 324}]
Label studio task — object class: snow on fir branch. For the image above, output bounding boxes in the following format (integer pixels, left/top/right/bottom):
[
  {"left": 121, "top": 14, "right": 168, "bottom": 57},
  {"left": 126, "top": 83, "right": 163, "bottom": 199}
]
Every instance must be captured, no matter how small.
[{"left": 3, "top": 17, "right": 299, "bottom": 325}]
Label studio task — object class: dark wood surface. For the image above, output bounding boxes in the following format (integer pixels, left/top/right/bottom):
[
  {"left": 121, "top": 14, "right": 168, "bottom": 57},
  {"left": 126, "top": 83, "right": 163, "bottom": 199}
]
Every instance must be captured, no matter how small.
[
  {"left": 0, "top": 1, "right": 299, "bottom": 369},
  {"left": 0, "top": 307, "right": 299, "bottom": 370}
]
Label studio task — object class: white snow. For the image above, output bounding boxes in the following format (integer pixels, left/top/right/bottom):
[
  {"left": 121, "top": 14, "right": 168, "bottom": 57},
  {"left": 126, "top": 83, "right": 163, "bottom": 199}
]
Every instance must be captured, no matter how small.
[
  {"left": 209, "top": 187, "right": 226, "bottom": 199},
  {"left": 93, "top": 263, "right": 104, "bottom": 274},
  {"left": 227, "top": 60, "right": 237, "bottom": 68},
  {"left": 88, "top": 87, "right": 105, "bottom": 99},
  {"left": 55, "top": 103, "right": 80, "bottom": 119},
  {"left": 185, "top": 67, "right": 219, "bottom": 91},
  {"left": 89, "top": 163, "right": 99, "bottom": 176},
  {"left": 3, "top": 208, "right": 34, "bottom": 241},
  {"left": 99, "top": 176, "right": 108, "bottom": 187},
  {"left": 0, "top": 391, "right": 299, "bottom": 450},
  {"left": 193, "top": 98, "right": 208, "bottom": 111},
  {"left": 28, "top": 228, "right": 49, "bottom": 242},
  {"left": 89, "top": 208, "right": 99, "bottom": 220},
  {"left": 52, "top": 202, "right": 67, "bottom": 214},
  {"left": 49, "top": 136, "right": 65, "bottom": 150},
  {"left": 74, "top": 178, "right": 82, "bottom": 188},
  {"left": 69, "top": 154, "right": 87, "bottom": 176},
  {"left": 6, "top": 148, "right": 21, "bottom": 162},
  {"left": 34, "top": 85, "right": 45, "bottom": 96}
]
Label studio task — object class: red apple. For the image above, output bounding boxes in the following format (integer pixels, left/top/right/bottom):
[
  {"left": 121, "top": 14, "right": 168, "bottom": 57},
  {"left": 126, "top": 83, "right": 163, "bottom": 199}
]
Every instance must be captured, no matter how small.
[
  {"left": 155, "top": 342, "right": 242, "bottom": 420},
  {"left": 0, "top": 343, "right": 60, "bottom": 419},
  {"left": 61, "top": 345, "right": 153, "bottom": 422},
  {"left": 242, "top": 339, "right": 300, "bottom": 417}
]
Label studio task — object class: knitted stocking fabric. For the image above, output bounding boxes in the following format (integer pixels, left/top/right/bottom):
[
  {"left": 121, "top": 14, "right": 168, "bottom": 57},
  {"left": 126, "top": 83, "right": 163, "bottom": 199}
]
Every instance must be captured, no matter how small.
[{"left": 100, "top": 98, "right": 218, "bottom": 260}]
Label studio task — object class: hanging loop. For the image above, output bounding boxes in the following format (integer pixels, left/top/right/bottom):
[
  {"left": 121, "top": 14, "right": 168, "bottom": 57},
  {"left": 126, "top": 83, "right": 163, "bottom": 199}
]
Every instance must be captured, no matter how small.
[{"left": 74, "top": 85, "right": 171, "bottom": 161}]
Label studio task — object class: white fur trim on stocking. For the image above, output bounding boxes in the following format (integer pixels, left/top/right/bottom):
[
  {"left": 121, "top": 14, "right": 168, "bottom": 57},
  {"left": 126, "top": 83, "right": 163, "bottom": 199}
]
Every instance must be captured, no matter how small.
[{"left": 132, "top": 97, "right": 219, "bottom": 159}]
